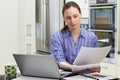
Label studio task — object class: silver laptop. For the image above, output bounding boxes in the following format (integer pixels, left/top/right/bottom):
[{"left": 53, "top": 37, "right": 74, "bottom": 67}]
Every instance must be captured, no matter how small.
[{"left": 13, "top": 54, "right": 72, "bottom": 79}]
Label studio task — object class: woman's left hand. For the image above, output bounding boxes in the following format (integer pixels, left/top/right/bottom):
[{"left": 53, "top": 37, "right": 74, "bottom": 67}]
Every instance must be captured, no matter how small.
[{"left": 89, "top": 66, "right": 100, "bottom": 73}]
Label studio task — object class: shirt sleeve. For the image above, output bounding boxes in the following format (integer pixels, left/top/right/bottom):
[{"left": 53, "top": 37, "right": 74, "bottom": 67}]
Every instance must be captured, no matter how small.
[
  {"left": 50, "top": 32, "right": 66, "bottom": 64},
  {"left": 93, "top": 33, "right": 99, "bottom": 47}
]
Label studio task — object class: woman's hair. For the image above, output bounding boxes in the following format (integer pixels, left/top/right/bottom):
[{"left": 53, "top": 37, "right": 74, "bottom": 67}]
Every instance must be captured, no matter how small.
[{"left": 61, "top": 1, "right": 81, "bottom": 31}]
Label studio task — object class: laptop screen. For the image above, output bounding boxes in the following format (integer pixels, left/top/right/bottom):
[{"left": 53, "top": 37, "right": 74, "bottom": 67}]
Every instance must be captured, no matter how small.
[{"left": 13, "top": 54, "right": 61, "bottom": 78}]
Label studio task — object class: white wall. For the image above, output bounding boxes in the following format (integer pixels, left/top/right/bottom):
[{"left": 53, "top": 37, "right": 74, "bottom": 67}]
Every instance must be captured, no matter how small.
[{"left": 0, "top": 0, "right": 19, "bottom": 74}]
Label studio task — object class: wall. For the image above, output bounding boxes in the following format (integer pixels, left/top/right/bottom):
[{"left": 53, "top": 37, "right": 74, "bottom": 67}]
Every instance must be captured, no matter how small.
[{"left": 0, "top": 0, "right": 19, "bottom": 74}]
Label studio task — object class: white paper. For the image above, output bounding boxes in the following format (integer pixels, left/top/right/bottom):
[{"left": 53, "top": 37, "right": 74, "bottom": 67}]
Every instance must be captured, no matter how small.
[
  {"left": 73, "top": 46, "right": 112, "bottom": 65},
  {"left": 71, "top": 63, "right": 100, "bottom": 70}
]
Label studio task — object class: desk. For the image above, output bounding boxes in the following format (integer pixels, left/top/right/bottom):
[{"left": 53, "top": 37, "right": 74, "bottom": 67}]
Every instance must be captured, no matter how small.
[
  {"left": 12, "top": 75, "right": 93, "bottom": 80},
  {"left": 12, "top": 76, "right": 61, "bottom": 80},
  {"left": 12, "top": 73, "right": 120, "bottom": 80}
]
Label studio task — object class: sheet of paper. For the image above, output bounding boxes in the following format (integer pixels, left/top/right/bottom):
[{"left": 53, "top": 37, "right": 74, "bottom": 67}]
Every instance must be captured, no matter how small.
[
  {"left": 71, "top": 63, "right": 100, "bottom": 70},
  {"left": 73, "top": 46, "right": 111, "bottom": 65}
]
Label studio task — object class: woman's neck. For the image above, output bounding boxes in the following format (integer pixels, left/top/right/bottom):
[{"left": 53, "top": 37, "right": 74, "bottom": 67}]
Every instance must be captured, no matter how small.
[
  {"left": 69, "top": 27, "right": 81, "bottom": 45},
  {"left": 69, "top": 27, "right": 81, "bottom": 36}
]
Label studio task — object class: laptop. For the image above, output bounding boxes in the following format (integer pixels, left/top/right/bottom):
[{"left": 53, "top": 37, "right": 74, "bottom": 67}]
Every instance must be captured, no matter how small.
[{"left": 13, "top": 54, "right": 73, "bottom": 79}]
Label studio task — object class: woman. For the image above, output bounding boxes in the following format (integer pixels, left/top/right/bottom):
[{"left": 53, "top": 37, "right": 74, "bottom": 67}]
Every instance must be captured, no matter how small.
[{"left": 51, "top": 1, "right": 100, "bottom": 73}]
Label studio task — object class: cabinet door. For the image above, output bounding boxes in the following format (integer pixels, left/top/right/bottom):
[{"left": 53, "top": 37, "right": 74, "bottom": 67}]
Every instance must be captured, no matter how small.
[
  {"left": 19, "top": 39, "right": 36, "bottom": 54},
  {"left": 19, "top": 0, "right": 35, "bottom": 40},
  {"left": 100, "top": 62, "right": 116, "bottom": 76},
  {"left": 19, "top": 0, "right": 36, "bottom": 54}
]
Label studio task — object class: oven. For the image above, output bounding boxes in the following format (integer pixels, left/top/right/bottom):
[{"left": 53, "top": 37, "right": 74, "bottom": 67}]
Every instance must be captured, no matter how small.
[{"left": 89, "top": 0, "right": 117, "bottom": 63}]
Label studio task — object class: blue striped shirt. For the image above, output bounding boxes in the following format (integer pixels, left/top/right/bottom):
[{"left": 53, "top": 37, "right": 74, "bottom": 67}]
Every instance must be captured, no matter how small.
[{"left": 51, "top": 27, "right": 98, "bottom": 64}]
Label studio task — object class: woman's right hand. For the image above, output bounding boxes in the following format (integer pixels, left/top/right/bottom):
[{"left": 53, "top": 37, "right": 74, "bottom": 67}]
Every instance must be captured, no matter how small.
[{"left": 59, "top": 62, "right": 84, "bottom": 74}]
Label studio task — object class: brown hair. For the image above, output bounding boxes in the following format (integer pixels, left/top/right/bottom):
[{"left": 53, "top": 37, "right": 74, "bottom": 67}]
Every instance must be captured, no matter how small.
[{"left": 61, "top": 1, "right": 81, "bottom": 31}]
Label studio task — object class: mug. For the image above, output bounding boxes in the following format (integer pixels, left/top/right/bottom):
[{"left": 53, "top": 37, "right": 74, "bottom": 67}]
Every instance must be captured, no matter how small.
[
  {"left": 0, "top": 75, "right": 4, "bottom": 80},
  {"left": 5, "top": 64, "right": 17, "bottom": 80}
]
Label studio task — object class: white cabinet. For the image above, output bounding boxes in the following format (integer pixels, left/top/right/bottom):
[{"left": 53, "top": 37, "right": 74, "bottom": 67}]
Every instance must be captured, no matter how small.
[
  {"left": 65, "top": 0, "right": 89, "bottom": 18},
  {"left": 19, "top": 0, "right": 36, "bottom": 54},
  {"left": 100, "top": 62, "right": 116, "bottom": 76}
]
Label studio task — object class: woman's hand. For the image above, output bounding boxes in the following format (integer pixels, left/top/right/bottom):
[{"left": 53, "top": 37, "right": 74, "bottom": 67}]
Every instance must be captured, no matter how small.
[
  {"left": 89, "top": 66, "right": 100, "bottom": 73},
  {"left": 71, "top": 68, "right": 83, "bottom": 74},
  {"left": 59, "top": 62, "right": 84, "bottom": 74}
]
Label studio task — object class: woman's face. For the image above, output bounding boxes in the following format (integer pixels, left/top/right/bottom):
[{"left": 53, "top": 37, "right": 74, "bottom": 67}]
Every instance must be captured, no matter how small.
[{"left": 63, "top": 7, "right": 81, "bottom": 30}]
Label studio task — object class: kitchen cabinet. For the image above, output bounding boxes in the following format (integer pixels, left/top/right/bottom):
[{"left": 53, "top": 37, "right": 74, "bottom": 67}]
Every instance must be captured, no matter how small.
[
  {"left": 19, "top": 0, "right": 36, "bottom": 54},
  {"left": 19, "top": 0, "right": 63, "bottom": 54},
  {"left": 65, "top": 0, "right": 89, "bottom": 18}
]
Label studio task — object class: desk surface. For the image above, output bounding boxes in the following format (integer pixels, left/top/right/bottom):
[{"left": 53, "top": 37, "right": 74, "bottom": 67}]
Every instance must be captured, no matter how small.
[
  {"left": 12, "top": 76, "right": 60, "bottom": 80},
  {"left": 12, "top": 73, "right": 120, "bottom": 80},
  {"left": 12, "top": 75, "right": 93, "bottom": 80}
]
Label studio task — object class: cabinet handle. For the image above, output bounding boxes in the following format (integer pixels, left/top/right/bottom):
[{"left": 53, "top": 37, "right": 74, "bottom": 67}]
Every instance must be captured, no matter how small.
[
  {"left": 118, "top": 51, "right": 120, "bottom": 55},
  {"left": 29, "top": 24, "right": 32, "bottom": 37},
  {"left": 26, "top": 24, "right": 32, "bottom": 37},
  {"left": 27, "top": 43, "right": 31, "bottom": 54},
  {"left": 27, "top": 24, "right": 29, "bottom": 36},
  {"left": 27, "top": 43, "right": 29, "bottom": 54},
  {"left": 90, "top": 6, "right": 115, "bottom": 9}
]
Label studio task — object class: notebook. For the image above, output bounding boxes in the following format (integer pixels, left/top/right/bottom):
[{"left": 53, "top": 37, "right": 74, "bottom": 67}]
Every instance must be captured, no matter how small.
[{"left": 13, "top": 54, "right": 72, "bottom": 79}]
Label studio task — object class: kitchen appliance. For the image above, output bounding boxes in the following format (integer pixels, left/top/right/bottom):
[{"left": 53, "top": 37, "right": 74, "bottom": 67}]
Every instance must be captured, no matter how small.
[
  {"left": 36, "top": 0, "right": 64, "bottom": 53},
  {"left": 89, "top": 0, "right": 117, "bottom": 63},
  {"left": 36, "top": 0, "right": 50, "bottom": 53}
]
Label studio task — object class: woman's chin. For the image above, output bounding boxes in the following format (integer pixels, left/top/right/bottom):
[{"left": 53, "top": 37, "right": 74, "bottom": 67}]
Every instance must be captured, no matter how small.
[{"left": 70, "top": 27, "right": 78, "bottom": 30}]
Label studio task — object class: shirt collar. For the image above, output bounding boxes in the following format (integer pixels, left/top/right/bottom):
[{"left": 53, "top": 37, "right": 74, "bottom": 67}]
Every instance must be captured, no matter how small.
[
  {"left": 80, "top": 27, "right": 86, "bottom": 39},
  {"left": 62, "top": 27, "right": 86, "bottom": 39}
]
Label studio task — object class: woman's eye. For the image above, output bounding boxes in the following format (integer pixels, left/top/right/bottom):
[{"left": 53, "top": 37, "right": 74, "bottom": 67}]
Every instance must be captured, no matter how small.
[
  {"left": 66, "top": 17, "right": 71, "bottom": 19},
  {"left": 73, "top": 15, "right": 78, "bottom": 18}
]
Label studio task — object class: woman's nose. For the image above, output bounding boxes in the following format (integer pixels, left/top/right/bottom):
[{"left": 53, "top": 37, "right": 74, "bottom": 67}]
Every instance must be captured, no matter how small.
[{"left": 71, "top": 17, "right": 75, "bottom": 23}]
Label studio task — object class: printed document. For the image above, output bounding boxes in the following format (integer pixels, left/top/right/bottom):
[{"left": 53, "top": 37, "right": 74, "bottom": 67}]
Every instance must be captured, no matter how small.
[{"left": 72, "top": 46, "right": 111, "bottom": 69}]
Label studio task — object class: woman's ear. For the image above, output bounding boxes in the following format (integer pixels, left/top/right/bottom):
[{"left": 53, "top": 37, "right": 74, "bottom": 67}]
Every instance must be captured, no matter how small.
[
  {"left": 63, "top": 16, "right": 66, "bottom": 22},
  {"left": 79, "top": 12, "right": 82, "bottom": 18},
  {"left": 80, "top": 13, "right": 82, "bottom": 18},
  {"left": 65, "top": 22, "right": 67, "bottom": 25}
]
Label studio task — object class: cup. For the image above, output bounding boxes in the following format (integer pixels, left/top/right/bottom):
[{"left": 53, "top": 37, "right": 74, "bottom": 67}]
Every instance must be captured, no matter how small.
[
  {"left": 4, "top": 64, "right": 17, "bottom": 80},
  {"left": 0, "top": 75, "right": 4, "bottom": 80}
]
